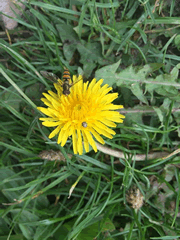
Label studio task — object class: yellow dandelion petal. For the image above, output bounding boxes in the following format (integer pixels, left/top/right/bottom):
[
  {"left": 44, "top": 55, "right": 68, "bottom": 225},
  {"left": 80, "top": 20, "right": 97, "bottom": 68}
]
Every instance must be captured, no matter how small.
[
  {"left": 101, "top": 104, "right": 119, "bottom": 110},
  {"left": 117, "top": 105, "right": 124, "bottom": 109},
  {"left": 48, "top": 91, "right": 61, "bottom": 108},
  {"left": 72, "top": 130, "right": 78, "bottom": 154},
  {"left": 48, "top": 90, "right": 58, "bottom": 99},
  {"left": 48, "top": 97, "right": 62, "bottom": 110},
  {"left": 72, "top": 80, "right": 83, "bottom": 100},
  {"left": 42, "top": 93, "right": 55, "bottom": 102},
  {"left": 101, "top": 93, "right": 118, "bottom": 104},
  {"left": 99, "top": 111, "right": 125, "bottom": 123},
  {"left": 115, "top": 118, "right": 124, "bottom": 123},
  {"left": 47, "top": 108, "right": 59, "bottom": 117},
  {"left": 109, "top": 105, "right": 124, "bottom": 110},
  {"left": 99, "top": 85, "right": 112, "bottom": 96},
  {"left": 91, "top": 79, "right": 103, "bottom": 93},
  {"left": 57, "top": 129, "right": 67, "bottom": 145},
  {"left": 37, "top": 107, "right": 54, "bottom": 117},
  {"left": 54, "top": 82, "right": 63, "bottom": 96},
  {"left": 84, "top": 130, "right": 97, "bottom": 152},
  {"left": 94, "top": 121, "right": 115, "bottom": 135},
  {"left": 88, "top": 78, "right": 97, "bottom": 90},
  {"left": 61, "top": 130, "right": 70, "bottom": 147},
  {"left": 41, "top": 98, "right": 52, "bottom": 107},
  {"left": 84, "top": 87, "right": 92, "bottom": 100},
  {"left": 77, "top": 129, "right": 83, "bottom": 155},
  {"left": 39, "top": 117, "right": 56, "bottom": 121},
  {"left": 119, "top": 113, "right": 126, "bottom": 118},
  {"left": 49, "top": 125, "right": 61, "bottom": 139},
  {"left": 82, "top": 131, "right": 89, "bottom": 152},
  {"left": 72, "top": 75, "right": 78, "bottom": 84},
  {"left": 93, "top": 125, "right": 114, "bottom": 139},
  {"left": 111, "top": 115, "right": 125, "bottom": 123},
  {"left": 100, "top": 118, "right": 117, "bottom": 128},
  {"left": 109, "top": 112, "right": 125, "bottom": 122},
  {"left": 42, "top": 121, "right": 61, "bottom": 127},
  {"left": 62, "top": 121, "right": 72, "bottom": 131},
  {"left": 90, "top": 128, "right": 105, "bottom": 145},
  {"left": 83, "top": 82, "right": 89, "bottom": 94}
]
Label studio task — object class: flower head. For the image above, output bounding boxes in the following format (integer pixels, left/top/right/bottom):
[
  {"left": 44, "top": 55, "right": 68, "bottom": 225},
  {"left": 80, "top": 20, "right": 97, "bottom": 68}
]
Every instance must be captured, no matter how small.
[{"left": 37, "top": 75, "right": 125, "bottom": 155}]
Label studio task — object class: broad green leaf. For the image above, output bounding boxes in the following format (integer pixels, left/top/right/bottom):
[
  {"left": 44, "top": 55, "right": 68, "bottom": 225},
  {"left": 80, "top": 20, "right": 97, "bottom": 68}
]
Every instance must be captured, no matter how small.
[
  {"left": 95, "top": 60, "right": 121, "bottom": 85},
  {"left": 56, "top": 23, "right": 79, "bottom": 43},
  {"left": 0, "top": 87, "right": 21, "bottom": 112},
  {"left": 153, "top": 107, "right": 164, "bottom": 124},
  {"left": 77, "top": 42, "right": 103, "bottom": 64},
  {"left": 170, "top": 63, "right": 180, "bottom": 80},
  {"left": 83, "top": 62, "right": 96, "bottom": 78},
  {"left": 124, "top": 105, "right": 144, "bottom": 126},
  {"left": 137, "top": 63, "right": 164, "bottom": 76},
  {"left": 131, "top": 83, "right": 148, "bottom": 104},
  {"left": 63, "top": 43, "right": 77, "bottom": 61},
  {"left": 174, "top": 34, "right": 180, "bottom": 50}
]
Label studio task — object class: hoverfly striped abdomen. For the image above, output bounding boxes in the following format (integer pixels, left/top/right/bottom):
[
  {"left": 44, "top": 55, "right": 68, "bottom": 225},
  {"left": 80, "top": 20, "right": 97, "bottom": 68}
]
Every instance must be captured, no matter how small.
[
  {"left": 62, "top": 68, "right": 71, "bottom": 82},
  {"left": 62, "top": 68, "right": 72, "bottom": 96}
]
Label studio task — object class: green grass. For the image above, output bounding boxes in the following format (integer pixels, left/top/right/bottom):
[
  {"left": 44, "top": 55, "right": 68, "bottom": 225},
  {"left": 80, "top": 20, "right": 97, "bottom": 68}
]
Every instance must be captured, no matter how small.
[{"left": 0, "top": 0, "right": 180, "bottom": 239}]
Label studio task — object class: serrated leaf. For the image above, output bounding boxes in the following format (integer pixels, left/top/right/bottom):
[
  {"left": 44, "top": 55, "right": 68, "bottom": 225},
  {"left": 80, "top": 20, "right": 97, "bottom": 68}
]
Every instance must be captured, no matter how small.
[
  {"left": 63, "top": 43, "right": 77, "bottom": 61},
  {"left": 95, "top": 60, "right": 121, "bottom": 85},
  {"left": 0, "top": 87, "right": 21, "bottom": 112},
  {"left": 124, "top": 105, "right": 144, "bottom": 126},
  {"left": 155, "top": 85, "right": 178, "bottom": 97},
  {"left": 25, "top": 83, "right": 43, "bottom": 101},
  {"left": 153, "top": 107, "right": 164, "bottom": 124},
  {"left": 121, "top": 87, "right": 134, "bottom": 107},
  {"left": 131, "top": 83, "right": 148, "bottom": 104},
  {"left": 56, "top": 23, "right": 79, "bottom": 43},
  {"left": 145, "top": 72, "right": 179, "bottom": 100},
  {"left": 77, "top": 42, "right": 102, "bottom": 63},
  {"left": 115, "top": 65, "right": 146, "bottom": 86},
  {"left": 174, "top": 34, "right": 180, "bottom": 49},
  {"left": 170, "top": 63, "right": 180, "bottom": 80},
  {"left": 83, "top": 62, "right": 96, "bottom": 78},
  {"left": 160, "top": 98, "right": 172, "bottom": 112},
  {"left": 137, "top": 63, "right": 164, "bottom": 76}
]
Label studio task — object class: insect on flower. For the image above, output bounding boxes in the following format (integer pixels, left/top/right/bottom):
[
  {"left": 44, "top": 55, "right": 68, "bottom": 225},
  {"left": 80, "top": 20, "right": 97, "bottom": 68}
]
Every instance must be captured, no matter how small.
[
  {"left": 82, "top": 121, "right": 88, "bottom": 128},
  {"left": 40, "top": 67, "right": 82, "bottom": 96}
]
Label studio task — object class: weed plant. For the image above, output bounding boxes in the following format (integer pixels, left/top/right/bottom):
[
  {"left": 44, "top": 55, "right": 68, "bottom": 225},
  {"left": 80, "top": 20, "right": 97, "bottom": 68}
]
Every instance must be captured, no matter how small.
[{"left": 0, "top": 0, "right": 180, "bottom": 239}]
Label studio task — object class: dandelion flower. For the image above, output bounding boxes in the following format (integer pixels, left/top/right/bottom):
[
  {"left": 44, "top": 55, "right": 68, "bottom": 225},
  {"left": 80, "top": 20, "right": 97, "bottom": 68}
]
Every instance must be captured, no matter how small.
[{"left": 37, "top": 75, "right": 125, "bottom": 155}]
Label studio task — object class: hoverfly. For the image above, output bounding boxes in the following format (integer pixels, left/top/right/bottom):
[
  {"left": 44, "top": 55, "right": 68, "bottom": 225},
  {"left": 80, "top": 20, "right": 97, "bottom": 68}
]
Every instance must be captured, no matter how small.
[{"left": 40, "top": 67, "right": 82, "bottom": 96}]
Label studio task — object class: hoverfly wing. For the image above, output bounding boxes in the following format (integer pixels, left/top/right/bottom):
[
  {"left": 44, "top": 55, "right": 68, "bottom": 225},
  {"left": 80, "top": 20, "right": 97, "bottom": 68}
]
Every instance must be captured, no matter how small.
[
  {"left": 40, "top": 71, "right": 59, "bottom": 82},
  {"left": 70, "top": 78, "right": 83, "bottom": 88}
]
